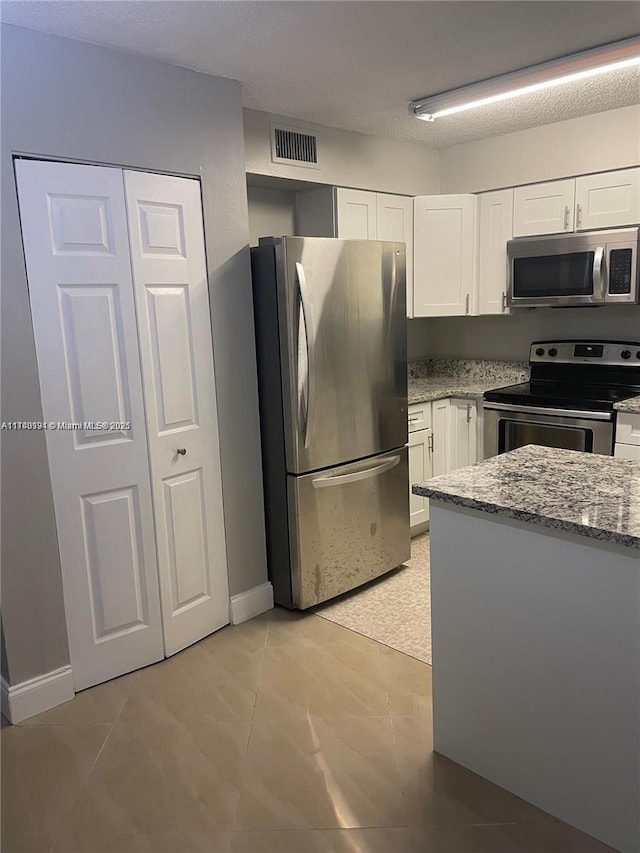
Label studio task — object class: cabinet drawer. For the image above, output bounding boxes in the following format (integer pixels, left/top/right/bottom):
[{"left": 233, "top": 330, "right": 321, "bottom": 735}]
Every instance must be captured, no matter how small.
[
  {"left": 616, "top": 413, "right": 640, "bottom": 446},
  {"left": 614, "top": 442, "right": 640, "bottom": 461},
  {"left": 408, "top": 402, "right": 431, "bottom": 432}
]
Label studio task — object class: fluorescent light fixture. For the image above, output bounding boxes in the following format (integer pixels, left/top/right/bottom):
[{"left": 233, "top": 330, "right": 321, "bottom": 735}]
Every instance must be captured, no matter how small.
[{"left": 410, "top": 36, "right": 640, "bottom": 121}]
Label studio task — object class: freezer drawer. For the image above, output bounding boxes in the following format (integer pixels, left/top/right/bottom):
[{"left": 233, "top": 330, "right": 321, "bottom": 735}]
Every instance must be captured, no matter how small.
[{"left": 287, "top": 447, "right": 410, "bottom": 609}]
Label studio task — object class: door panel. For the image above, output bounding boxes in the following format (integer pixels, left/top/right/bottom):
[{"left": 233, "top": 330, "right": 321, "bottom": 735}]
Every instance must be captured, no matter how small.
[
  {"left": 162, "top": 470, "right": 210, "bottom": 611},
  {"left": 59, "top": 285, "right": 132, "bottom": 445},
  {"left": 288, "top": 448, "right": 410, "bottom": 608},
  {"left": 15, "top": 159, "right": 165, "bottom": 691},
  {"left": 145, "top": 285, "right": 198, "bottom": 430},
  {"left": 124, "top": 170, "right": 229, "bottom": 656},
  {"left": 278, "top": 237, "right": 408, "bottom": 474},
  {"left": 81, "top": 487, "right": 150, "bottom": 637}
]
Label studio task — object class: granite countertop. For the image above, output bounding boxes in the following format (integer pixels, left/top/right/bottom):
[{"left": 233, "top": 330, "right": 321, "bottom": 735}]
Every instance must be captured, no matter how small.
[
  {"left": 615, "top": 395, "right": 640, "bottom": 415},
  {"left": 413, "top": 444, "right": 640, "bottom": 550},
  {"left": 408, "top": 359, "right": 529, "bottom": 405}
]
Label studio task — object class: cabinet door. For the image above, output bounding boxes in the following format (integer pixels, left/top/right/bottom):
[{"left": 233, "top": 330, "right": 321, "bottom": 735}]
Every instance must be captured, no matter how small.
[
  {"left": 575, "top": 168, "right": 640, "bottom": 231},
  {"left": 413, "top": 194, "right": 478, "bottom": 317},
  {"left": 408, "top": 428, "right": 432, "bottom": 532},
  {"left": 431, "top": 398, "right": 450, "bottom": 476},
  {"left": 513, "top": 180, "right": 575, "bottom": 236},
  {"left": 335, "top": 188, "right": 377, "bottom": 239},
  {"left": 377, "top": 193, "right": 414, "bottom": 318},
  {"left": 449, "top": 399, "right": 478, "bottom": 471},
  {"left": 616, "top": 413, "right": 640, "bottom": 446},
  {"left": 478, "top": 189, "right": 513, "bottom": 315}
]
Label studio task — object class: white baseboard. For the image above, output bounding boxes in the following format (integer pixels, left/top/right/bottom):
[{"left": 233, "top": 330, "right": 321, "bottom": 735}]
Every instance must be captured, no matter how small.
[
  {"left": 230, "top": 582, "right": 274, "bottom": 625},
  {"left": 1, "top": 666, "right": 74, "bottom": 724}
]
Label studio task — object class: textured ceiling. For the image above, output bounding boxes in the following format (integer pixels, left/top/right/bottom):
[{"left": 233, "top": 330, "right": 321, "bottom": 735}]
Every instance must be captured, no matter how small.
[{"left": 1, "top": 1, "right": 639, "bottom": 148}]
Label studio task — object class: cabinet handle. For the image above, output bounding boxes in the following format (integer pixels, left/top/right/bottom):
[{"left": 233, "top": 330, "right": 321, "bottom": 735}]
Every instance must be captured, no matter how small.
[
  {"left": 501, "top": 292, "right": 507, "bottom": 313},
  {"left": 576, "top": 203, "right": 582, "bottom": 229},
  {"left": 408, "top": 415, "right": 419, "bottom": 423},
  {"left": 466, "top": 404, "right": 472, "bottom": 423},
  {"left": 564, "top": 205, "right": 570, "bottom": 230},
  {"left": 465, "top": 293, "right": 470, "bottom": 314},
  {"left": 428, "top": 433, "right": 433, "bottom": 452}
]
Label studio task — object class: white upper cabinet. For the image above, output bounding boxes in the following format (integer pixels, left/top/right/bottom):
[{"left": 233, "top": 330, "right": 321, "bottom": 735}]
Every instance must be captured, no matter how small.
[
  {"left": 335, "top": 188, "right": 377, "bottom": 239},
  {"left": 512, "top": 168, "right": 640, "bottom": 237},
  {"left": 575, "top": 168, "right": 640, "bottom": 231},
  {"left": 478, "top": 189, "right": 513, "bottom": 315},
  {"left": 296, "top": 185, "right": 414, "bottom": 317},
  {"left": 377, "top": 193, "right": 414, "bottom": 318},
  {"left": 413, "top": 194, "right": 478, "bottom": 317},
  {"left": 513, "top": 179, "right": 575, "bottom": 236}
]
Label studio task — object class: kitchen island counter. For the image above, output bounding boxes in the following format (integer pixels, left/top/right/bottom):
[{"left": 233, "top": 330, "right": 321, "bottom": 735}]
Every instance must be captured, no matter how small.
[
  {"left": 413, "top": 444, "right": 640, "bottom": 549},
  {"left": 413, "top": 446, "right": 639, "bottom": 853}
]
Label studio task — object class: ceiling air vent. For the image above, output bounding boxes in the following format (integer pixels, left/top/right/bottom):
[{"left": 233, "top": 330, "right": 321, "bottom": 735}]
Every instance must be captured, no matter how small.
[{"left": 270, "top": 124, "right": 320, "bottom": 169}]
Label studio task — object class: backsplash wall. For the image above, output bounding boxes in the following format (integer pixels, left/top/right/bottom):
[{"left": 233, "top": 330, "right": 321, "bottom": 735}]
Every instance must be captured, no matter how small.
[{"left": 408, "top": 306, "right": 640, "bottom": 361}]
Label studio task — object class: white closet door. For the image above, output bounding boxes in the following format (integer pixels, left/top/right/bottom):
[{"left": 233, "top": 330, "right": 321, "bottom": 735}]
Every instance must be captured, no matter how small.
[
  {"left": 15, "top": 159, "right": 164, "bottom": 691},
  {"left": 124, "top": 171, "right": 230, "bottom": 656}
]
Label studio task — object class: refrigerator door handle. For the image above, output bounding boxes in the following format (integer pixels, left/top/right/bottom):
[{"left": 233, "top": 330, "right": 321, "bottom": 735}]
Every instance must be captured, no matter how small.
[
  {"left": 296, "top": 261, "right": 316, "bottom": 449},
  {"left": 312, "top": 454, "right": 401, "bottom": 488}
]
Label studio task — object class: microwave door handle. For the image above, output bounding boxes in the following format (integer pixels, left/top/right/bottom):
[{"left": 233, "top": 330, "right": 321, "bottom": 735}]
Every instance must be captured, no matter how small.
[{"left": 593, "top": 247, "right": 605, "bottom": 300}]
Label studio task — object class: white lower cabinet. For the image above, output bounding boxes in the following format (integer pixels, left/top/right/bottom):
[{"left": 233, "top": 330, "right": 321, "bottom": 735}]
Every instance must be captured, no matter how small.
[
  {"left": 614, "top": 412, "right": 640, "bottom": 460},
  {"left": 408, "top": 398, "right": 480, "bottom": 534},
  {"left": 449, "top": 399, "right": 479, "bottom": 470},
  {"left": 431, "top": 398, "right": 450, "bottom": 475},
  {"left": 408, "top": 427, "right": 432, "bottom": 534}
]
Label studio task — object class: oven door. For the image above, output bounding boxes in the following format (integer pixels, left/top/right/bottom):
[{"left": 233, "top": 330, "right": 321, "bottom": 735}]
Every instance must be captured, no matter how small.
[{"left": 483, "top": 403, "right": 614, "bottom": 458}]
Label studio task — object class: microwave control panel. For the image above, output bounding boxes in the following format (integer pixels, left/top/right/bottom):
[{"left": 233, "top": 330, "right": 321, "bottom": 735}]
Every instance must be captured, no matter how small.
[{"left": 608, "top": 248, "right": 633, "bottom": 295}]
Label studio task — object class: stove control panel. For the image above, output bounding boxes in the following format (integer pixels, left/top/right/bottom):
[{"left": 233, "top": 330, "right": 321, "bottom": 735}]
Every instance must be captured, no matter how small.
[{"left": 530, "top": 340, "right": 640, "bottom": 366}]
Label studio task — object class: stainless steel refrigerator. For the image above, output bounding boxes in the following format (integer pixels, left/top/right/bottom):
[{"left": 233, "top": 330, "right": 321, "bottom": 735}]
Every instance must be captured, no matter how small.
[{"left": 251, "top": 236, "right": 410, "bottom": 609}]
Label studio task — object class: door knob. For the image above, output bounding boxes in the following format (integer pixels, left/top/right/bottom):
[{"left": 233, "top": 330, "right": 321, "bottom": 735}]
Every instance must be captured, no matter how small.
[{"left": 176, "top": 448, "right": 187, "bottom": 456}]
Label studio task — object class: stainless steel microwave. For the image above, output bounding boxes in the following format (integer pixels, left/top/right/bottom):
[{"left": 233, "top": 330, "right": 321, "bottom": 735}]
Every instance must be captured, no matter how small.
[{"left": 507, "top": 226, "right": 639, "bottom": 308}]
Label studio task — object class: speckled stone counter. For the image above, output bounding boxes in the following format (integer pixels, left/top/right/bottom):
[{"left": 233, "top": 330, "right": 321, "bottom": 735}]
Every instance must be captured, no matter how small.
[
  {"left": 615, "top": 394, "right": 640, "bottom": 414},
  {"left": 408, "top": 359, "right": 529, "bottom": 405},
  {"left": 413, "top": 444, "right": 640, "bottom": 550}
]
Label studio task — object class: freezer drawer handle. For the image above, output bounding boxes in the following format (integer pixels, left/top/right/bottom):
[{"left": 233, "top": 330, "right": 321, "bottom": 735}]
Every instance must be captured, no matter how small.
[
  {"left": 296, "top": 261, "right": 316, "bottom": 449},
  {"left": 312, "top": 454, "right": 401, "bottom": 488}
]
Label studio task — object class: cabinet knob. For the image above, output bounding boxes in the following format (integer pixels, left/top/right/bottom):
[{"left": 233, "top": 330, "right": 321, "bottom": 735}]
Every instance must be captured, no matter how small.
[{"left": 177, "top": 448, "right": 187, "bottom": 456}]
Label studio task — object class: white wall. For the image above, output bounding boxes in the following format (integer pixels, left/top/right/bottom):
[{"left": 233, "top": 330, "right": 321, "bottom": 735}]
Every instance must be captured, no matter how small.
[
  {"left": 409, "top": 307, "right": 640, "bottom": 362},
  {"left": 439, "top": 104, "right": 640, "bottom": 194},
  {"left": 247, "top": 186, "right": 296, "bottom": 246},
  {"left": 244, "top": 109, "right": 440, "bottom": 196},
  {"left": 1, "top": 25, "right": 267, "bottom": 686}
]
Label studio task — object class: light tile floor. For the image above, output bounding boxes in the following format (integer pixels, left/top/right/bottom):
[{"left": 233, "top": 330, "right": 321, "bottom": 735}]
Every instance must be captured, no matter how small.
[{"left": 1, "top": 608, "right": 615, "bottom": 853}]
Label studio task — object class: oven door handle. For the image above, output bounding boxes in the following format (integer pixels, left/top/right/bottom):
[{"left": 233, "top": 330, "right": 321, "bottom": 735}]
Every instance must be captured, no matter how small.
[{"left": 482, "top": 402, "right": 613, "bottom": 421}]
